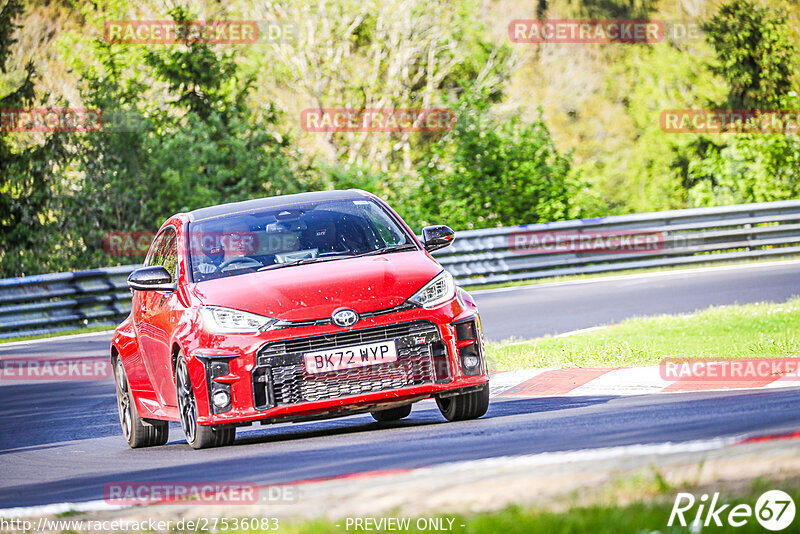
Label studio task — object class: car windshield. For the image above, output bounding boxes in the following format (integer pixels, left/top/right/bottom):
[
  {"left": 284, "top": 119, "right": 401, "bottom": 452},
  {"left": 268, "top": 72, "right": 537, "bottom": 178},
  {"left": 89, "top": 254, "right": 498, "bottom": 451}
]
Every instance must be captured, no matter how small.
[{"left": 188, "top": 198, "right": 415, "bottom": 282}]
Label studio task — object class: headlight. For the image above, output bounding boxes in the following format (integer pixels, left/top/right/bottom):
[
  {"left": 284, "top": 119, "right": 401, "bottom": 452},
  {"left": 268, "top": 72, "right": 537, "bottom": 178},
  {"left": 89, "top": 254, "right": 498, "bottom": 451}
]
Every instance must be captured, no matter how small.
[
  {"left": 198, "top": 306, "right": 276, "bottom": 333},
  {"left": 408, "top": 270, "right": 456, "bottom": 308}
]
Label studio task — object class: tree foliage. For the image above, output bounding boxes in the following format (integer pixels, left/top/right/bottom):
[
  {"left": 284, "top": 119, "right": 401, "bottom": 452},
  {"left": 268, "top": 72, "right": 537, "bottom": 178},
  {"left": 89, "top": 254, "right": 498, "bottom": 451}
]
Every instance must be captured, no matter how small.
[
  {"left": 255, "top": 0, "right": 512, "bottom": 173},
  {"left": 684, "top": 0, "right": 800, "bottom": 206},
  {"left": 703, "top": 0, "right": 799, "bottom": 110},
  {"left": 56, "top": 5, "right": 312, "bottom": 268},
  {"left": 410, "top": 94, "right": 575, "bottom": 230},
  {"left": 0, "top": 0, "right": 68, "bottom": 276},
  {"left": 3, "top": 0, "right": 800, "bottom": 277}
]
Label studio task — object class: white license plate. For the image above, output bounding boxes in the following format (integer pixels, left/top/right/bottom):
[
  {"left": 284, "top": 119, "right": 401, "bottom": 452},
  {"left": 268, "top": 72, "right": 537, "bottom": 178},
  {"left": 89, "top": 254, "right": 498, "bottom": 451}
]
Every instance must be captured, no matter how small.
[{"left": 303, "top": 340, "right": 398, "bottom": 374}]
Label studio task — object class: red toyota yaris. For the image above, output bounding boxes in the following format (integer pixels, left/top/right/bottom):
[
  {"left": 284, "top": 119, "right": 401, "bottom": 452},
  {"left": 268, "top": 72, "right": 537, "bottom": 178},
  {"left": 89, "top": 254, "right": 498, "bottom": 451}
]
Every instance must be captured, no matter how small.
[{"left": 112, "top": 190, "right": 489, "bottom": 449}]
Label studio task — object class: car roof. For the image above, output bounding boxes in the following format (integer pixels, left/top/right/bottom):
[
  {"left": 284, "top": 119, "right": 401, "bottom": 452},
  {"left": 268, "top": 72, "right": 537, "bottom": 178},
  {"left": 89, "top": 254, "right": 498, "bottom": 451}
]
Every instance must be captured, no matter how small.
[{"left": 187, "top": 190, "right": 371, "bottom": 222}]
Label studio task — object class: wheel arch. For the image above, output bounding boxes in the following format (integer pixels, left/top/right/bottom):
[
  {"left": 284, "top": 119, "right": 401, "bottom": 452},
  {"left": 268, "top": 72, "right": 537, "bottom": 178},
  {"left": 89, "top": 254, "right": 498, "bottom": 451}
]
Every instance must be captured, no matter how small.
[{"left": 171, "top": 343, "right": 182, "bottom": 379}]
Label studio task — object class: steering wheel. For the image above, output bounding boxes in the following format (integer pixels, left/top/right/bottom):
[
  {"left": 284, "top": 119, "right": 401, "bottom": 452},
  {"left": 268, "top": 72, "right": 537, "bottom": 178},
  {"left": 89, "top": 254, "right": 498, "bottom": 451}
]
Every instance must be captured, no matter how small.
[{"left": 218, "top": 256, "right": 262, "bottom": 271}]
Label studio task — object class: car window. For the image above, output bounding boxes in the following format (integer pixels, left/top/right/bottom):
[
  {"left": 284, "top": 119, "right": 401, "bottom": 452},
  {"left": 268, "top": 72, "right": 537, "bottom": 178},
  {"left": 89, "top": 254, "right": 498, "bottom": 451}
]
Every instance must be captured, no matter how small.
[
  {"left": 145, "top": 227, "right": 178, "bottom": 280},
  {"left": 160, "top": 229, "right": 178, "bottom": 278},
  {"left": 358, "top": 201, "right": 406, "bottom": 246},
  {"left": 144, "top": 233, "right": 165, "bottom": 268},
  {"left": 188, "top": 198, "right": 414, "bottom": 282}
]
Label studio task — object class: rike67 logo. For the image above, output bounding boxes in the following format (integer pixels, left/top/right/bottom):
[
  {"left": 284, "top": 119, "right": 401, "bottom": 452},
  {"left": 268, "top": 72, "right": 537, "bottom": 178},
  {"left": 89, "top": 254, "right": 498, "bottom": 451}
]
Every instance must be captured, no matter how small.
[{"left": 669, "top": 490, "right": 796, "bottom": 531}]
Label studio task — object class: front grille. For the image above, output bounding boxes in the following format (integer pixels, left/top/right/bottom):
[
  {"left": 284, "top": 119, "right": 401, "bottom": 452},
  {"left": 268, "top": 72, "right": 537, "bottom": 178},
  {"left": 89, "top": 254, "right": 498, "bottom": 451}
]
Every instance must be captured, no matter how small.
[
  {"left": 253, "top": 320, "right": 440, "bottom": 408},
  {"left": 270, "top": 303, "right": 418, "bottom": 330}
]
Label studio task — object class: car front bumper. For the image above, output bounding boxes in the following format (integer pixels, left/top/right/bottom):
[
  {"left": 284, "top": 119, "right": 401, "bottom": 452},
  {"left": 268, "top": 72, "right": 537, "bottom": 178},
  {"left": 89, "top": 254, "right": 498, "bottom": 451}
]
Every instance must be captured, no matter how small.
[{"left": 185, "top": 297, "right": 489, "bottom": 426}]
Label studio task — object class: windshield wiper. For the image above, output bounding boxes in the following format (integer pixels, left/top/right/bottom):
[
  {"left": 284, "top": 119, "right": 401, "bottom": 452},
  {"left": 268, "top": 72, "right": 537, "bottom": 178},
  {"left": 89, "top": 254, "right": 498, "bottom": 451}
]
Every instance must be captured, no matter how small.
[
  {"left": 257, "top": 257, "right": 326, "bottom": 271},
  {"left": 353, "top": 244, "right": 418, "bottom": 257},
  {"left": 257, "top": 245, "right": 417, "bottom": 271}
]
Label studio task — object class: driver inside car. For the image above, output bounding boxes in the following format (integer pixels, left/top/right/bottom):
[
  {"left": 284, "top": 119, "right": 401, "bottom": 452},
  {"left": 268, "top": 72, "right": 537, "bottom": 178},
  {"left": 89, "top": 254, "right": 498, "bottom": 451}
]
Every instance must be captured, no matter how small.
[
  {"left": 196, "top": 246, "right": 224, "bottom": 274},
  {"left": 196, "top": 221, "right": 255, "bottom": 274}
]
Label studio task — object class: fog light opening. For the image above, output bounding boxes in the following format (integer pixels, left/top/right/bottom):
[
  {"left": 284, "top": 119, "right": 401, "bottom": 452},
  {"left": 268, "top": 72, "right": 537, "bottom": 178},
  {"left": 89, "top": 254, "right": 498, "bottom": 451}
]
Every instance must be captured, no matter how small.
[
  {"left": 212, "top": 390, "right": 230, "bottom": 408},
  {"left": 454, "top": 317, "right": 484, "bottom": 376},
  {"left": 463, "top": 354, "right": 480, "bottom": 369}
]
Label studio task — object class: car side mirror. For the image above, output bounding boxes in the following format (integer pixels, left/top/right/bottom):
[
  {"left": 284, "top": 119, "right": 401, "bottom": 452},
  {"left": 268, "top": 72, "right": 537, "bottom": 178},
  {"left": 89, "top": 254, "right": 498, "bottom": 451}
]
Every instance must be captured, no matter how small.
[
  {"left": 127, "top": 266, "right": 175, "bottom": 292},
  {"left": 422, "top": 225, "right": 455, "bottom": 252}
]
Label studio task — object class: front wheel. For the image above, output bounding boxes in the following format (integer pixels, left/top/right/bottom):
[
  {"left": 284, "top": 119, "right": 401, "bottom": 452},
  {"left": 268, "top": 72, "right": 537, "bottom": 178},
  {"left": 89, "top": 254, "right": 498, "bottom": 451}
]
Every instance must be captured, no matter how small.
[
  {"left": 436, "top": 384, "right": 490, "bottom": 422},
  {"left": 175, "top": 354, "right": 236, "bottom": 449},
  {"left": 114, "top": 356, "right": 168, "bottom": 448}
]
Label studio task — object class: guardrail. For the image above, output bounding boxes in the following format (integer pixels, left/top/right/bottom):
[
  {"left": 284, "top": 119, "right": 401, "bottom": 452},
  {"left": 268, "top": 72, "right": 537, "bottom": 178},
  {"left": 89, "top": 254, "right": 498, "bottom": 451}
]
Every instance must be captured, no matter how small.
[
  {"left": 2, "top": 200, "right": 800, "bottom": 339},
  {"left": 436, "top": 199, "right": 800, "bottom": 285},
  {"left": 0, "top": 266, "right": 137, "bottom": 339}
]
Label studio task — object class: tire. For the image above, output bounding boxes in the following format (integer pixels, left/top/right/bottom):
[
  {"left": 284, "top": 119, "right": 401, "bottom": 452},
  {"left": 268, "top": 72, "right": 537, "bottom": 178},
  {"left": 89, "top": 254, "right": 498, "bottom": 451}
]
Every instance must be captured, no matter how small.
[
  {"left": 370, "top": 404, "right": 412, "bottom": 422},
  {"left": 175, "top": 353, "right": 236, "bottom": 449},
  {"left": 113, "top": 356, "right": 168, "bottom": 448},
  {"left": 436, "top": 384, "right": 490, "bottom": 422}
]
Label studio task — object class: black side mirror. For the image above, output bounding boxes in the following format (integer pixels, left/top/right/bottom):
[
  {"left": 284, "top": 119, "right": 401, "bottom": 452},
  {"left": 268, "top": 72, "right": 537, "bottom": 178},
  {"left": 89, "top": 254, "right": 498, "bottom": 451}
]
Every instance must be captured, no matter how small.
[
  {"left": 422, "top": 225, "right": 455, "bottom": 252},
  {"left": 127, "top": 266, "right": 175, "bottom": 292}
]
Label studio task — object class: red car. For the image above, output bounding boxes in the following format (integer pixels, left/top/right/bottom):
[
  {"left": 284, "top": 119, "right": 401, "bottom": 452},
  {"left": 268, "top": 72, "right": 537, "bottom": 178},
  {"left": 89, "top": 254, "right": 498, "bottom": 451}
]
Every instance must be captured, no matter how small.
[{"left": 112, "top": 190, "right": 489, "bottom": 449}]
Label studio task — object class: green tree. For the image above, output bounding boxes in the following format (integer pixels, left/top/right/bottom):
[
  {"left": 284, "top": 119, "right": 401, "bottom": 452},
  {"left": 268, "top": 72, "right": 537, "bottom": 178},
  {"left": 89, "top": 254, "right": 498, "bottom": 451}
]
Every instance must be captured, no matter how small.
[
  {"left": 60, "top": 5, "right": 313, "bottom": 268},
  {"left": 685, "top": 128, "right": 800, "bottom": 206},
  {"left": 254, "top": 0, "right": 512, "bottom": 174},
  {"left": 703, "top": 0, "right": 799, "bottom": 110},
  {"left": 0, "top": 0, "right": 68, "bottom": 276},
  {"left": 579, "top": 40, "right": 725, "bottom": 214},
  {"left": 682, "top": 0, "right": 800, "bottom": 206},
  {"left": 412, "top": 94, "right": 575, "bottom": 230}
]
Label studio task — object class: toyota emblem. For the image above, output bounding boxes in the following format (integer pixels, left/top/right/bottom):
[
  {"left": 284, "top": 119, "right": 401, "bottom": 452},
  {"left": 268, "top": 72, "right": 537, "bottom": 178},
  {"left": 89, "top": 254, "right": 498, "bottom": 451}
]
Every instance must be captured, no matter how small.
[{"left": 332, "top": 308, "right": 359, "bottom": 327}]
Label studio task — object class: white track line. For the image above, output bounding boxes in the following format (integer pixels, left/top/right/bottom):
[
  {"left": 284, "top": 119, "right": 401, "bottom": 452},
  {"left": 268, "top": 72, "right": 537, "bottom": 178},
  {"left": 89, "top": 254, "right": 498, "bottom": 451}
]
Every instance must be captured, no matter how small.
[{"left": 409, "top": 436, "right": 739, "bottom": 477}]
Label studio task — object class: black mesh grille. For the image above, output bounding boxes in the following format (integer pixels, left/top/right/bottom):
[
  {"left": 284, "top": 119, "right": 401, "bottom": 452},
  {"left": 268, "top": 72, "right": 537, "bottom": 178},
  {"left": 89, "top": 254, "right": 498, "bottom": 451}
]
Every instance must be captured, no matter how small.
[{"left": 254, "top": 321, "right": 439, "bottom": 408}]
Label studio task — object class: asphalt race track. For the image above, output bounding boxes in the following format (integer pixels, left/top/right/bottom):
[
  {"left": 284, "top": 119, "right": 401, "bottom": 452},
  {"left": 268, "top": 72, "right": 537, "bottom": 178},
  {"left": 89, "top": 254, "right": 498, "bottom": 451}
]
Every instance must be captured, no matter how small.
[{"left": 1, "top": 261, "right": 799, "bottom": 510}]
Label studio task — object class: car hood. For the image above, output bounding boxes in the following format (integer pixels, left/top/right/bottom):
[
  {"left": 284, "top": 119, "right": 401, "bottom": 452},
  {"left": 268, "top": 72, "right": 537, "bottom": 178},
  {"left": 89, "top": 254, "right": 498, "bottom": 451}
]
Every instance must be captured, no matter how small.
[{"left": 191, "top": 252, "right": 442, "bottom": 321}]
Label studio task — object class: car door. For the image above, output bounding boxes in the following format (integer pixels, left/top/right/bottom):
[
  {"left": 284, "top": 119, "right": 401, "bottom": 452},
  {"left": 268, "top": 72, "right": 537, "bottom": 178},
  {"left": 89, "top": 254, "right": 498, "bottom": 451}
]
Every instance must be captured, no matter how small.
[
  {"left": 137, "top": 227, "right": 181, "bottom": 407},
  {"left": 128, "top": 233, "right": 163, "bottom": 394},
  {"left": 131, "top": 230, "right": 165, "bottom": 373}
]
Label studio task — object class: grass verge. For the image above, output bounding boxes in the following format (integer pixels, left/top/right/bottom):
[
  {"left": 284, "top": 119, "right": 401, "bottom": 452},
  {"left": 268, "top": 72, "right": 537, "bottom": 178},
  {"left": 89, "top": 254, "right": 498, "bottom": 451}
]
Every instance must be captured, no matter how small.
[
  {"left": 485, "top": 297, "right": 800, "bottom": 370},
  {"left": 0, "top": 324, "right": 114, "bottom": 344}
]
